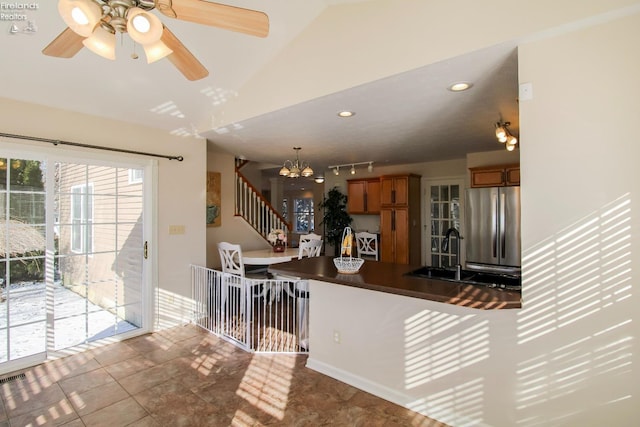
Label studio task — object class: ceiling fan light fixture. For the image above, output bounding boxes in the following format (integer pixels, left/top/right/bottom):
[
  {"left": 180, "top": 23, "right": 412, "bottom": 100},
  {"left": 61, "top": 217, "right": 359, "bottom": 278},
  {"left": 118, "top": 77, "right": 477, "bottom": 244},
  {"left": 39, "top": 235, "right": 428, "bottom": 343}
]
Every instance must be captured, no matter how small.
[
  {"left": 127, "top": 8, "right": 164, "bottom": 45},
  {"left": 58, "top": 0, "right": 101, "bottom": 37},
  {"left": 82, "top": 24, "right": 116, "bottom": 60},
  {"left": 142, "top": 40, "right": 173, "bottom": 63}
]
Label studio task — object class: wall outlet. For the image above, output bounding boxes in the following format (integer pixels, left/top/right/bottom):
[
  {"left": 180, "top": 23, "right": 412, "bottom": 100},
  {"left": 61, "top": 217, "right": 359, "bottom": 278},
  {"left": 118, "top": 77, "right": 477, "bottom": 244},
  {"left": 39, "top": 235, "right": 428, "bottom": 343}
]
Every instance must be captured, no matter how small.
[{"left": 333, "top": 330, "right": 341, "bottom": 344}]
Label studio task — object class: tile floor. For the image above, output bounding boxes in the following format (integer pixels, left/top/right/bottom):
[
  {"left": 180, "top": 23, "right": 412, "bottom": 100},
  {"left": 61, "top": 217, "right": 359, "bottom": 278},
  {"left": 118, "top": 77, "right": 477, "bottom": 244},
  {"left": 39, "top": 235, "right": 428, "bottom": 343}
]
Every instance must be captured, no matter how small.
[{"left": 0, "top": 324, "right": 448, "bottom": 426}]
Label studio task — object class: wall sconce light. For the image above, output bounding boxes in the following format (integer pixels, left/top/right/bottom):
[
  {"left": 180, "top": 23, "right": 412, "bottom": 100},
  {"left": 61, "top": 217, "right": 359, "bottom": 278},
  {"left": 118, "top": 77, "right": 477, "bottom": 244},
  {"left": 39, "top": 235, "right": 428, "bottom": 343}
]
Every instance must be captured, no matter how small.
[
  {"left": 495, "top": 121, "right": 518, "bottom": 151},
  {"left": 328, "top": 161, "right": 374, "bottom": 176}
]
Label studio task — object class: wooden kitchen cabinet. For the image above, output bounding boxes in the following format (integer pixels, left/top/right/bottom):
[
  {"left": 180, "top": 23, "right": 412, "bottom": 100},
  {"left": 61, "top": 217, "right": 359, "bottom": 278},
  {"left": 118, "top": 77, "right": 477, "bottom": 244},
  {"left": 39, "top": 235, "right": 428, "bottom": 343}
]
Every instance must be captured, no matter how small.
[
  {"left": 379, "top": 174, "right": 421, "bottom": 264},
  {"left": 469, "top": 164, "right": 520, "bottom": 187},
  {"left": 347, "top": 178, "right": 381, "bottom": 214}
]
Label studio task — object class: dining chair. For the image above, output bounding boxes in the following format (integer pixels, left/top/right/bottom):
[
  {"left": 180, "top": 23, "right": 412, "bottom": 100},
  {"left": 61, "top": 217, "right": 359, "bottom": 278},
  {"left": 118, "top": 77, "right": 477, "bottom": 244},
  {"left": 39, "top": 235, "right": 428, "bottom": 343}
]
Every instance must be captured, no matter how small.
[
  {"left": 217, "top": 242, "right": 269, "bottom": 321},
  {"left": 299, "top": 233, "right": 322, "bottom": 245},
  {"left": 355, "top": 231, "right": 379, "bottom": 261},
  {"left": 298, "top": 239, "right": 323, "bottom": 258}
]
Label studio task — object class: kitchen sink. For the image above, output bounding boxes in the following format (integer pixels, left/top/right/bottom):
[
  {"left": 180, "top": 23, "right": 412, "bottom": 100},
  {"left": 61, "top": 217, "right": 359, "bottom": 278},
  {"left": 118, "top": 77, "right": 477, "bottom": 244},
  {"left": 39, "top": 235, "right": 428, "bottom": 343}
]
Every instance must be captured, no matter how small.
[{"left": 406, "top": 266, "right": 521, "bottom": 291}]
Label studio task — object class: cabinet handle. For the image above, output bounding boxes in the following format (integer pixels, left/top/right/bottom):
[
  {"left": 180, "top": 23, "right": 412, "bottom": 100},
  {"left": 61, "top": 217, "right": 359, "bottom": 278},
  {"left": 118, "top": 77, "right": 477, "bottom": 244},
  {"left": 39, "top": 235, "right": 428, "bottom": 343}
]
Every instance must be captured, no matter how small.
[
  {"left": 144, "top": 241, "right": 148, "bottom": 260},
  {"left": 392, "top": 189, "right": 396, "bottom": 204},
  {"left": 392, "top": 210, "right": 396, "bottom": 231}
]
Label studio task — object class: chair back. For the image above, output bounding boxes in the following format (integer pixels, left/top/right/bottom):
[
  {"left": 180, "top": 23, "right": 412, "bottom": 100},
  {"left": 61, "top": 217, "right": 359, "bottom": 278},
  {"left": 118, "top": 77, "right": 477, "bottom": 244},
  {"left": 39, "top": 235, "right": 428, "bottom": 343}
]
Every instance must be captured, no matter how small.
[
  {"left": 355, "top": 232, "right": 378, "bottom": 260},
  {"left": 218, "top": 242, "right": 245, "bottom": 276},
  {"left": 298, "top": 239, "right": 322, "bottom": 259},
  {"left": 299, "top": 233, "right": 322, "bottom": 244}
]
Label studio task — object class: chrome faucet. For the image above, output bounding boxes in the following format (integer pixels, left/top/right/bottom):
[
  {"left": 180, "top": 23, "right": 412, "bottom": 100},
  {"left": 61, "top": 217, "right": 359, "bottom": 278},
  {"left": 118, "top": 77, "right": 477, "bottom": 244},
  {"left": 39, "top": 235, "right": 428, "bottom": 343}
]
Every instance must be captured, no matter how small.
[{"left": 442, "top": 227, "right": 462, "bottom": 280}]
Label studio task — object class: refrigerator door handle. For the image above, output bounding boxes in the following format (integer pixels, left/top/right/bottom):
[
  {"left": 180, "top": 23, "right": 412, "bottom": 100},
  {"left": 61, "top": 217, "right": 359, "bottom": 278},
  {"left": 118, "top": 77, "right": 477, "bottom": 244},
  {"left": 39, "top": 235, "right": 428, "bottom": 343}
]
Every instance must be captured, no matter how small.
[
  {"left": 500, "top": 192, "right": 506, "bottom": 259},
  {"left": 492, "top": 193, "right": 498, "bottom": 258}
]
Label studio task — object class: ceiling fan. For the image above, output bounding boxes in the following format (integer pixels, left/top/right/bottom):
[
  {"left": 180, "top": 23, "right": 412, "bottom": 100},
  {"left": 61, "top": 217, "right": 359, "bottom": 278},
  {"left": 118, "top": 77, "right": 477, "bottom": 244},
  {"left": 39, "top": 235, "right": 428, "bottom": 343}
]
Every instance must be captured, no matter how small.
[{"left": 42, "top": 0, "right": 269, "bottom": 81}]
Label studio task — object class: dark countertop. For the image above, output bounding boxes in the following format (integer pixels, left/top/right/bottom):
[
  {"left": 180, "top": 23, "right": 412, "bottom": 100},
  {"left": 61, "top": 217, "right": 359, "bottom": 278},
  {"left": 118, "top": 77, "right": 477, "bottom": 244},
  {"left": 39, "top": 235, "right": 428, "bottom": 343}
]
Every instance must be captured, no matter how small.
[{"left": 268, "top": 256, "right": 521, "bottom": 310}]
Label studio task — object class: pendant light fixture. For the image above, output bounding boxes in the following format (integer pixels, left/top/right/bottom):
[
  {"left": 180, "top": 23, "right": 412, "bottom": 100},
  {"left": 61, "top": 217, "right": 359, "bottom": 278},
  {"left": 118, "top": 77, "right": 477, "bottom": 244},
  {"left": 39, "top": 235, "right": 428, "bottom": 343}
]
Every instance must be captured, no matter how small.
[
  {"left": 495, "top": 121, "right": 518, "bottom": 151},
  {"left": 279, "top": 147, "right": 313, "bottom": 178}
]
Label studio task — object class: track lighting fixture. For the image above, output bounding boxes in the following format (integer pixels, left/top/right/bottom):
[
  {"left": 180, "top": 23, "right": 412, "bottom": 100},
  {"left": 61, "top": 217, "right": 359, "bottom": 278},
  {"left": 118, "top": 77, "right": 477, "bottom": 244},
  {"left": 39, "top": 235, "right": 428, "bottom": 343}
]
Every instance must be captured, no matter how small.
[
  {"left": 328, "top": 161, "right": 374, "bottom": 176},
  {"left": 495, "top": 121, "right": 518, "bottom": 151}
]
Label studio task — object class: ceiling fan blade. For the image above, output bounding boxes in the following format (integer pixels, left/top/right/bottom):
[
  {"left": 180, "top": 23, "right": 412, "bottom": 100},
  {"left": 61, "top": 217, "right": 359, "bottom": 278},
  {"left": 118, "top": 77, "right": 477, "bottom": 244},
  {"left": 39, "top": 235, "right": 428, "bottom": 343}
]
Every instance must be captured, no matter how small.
[
  {"left": 161, "top": 26, "right": 209, "bottom": 81},
  {"left": 42, "top": 28, "right": 85, "bottom": 58},
  {"left": 158, "top": 0, "right": 269, "bottom": 38}
]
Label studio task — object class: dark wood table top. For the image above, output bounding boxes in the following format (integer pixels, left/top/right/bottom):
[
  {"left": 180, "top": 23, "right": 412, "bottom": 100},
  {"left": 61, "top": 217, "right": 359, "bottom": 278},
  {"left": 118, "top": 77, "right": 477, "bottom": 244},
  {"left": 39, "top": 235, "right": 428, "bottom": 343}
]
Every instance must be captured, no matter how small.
[{"left": 268, "top": 256, "right": 521, "bottom": 310}]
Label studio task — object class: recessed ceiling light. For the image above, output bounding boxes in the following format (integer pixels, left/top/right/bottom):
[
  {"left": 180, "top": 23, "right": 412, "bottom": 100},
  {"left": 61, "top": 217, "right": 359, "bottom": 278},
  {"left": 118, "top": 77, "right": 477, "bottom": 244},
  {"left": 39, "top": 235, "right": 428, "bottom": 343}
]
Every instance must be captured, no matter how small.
[
  {"left": 448, "top": 82, "right": 473, "bottom": 92},
  {"left": 337, "top": 111, "right": 355, "bottom": 118}
]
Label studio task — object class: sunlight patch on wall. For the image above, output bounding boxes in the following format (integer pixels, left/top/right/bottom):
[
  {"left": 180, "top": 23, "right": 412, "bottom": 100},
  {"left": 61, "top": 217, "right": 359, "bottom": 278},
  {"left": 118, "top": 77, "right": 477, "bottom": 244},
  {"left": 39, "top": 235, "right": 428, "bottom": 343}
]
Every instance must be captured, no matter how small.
[
  {"left": 515, "top": 193, "right": 633, "bottom": 426},
  {"left": 404, "top": 310, "right": 488, "bottom": 389},
  {"left": 156, "top": 288, "right": 194, "bottom": 330},
  {"left": 407, "top": 378, "right": 485, "bottom": 427}
]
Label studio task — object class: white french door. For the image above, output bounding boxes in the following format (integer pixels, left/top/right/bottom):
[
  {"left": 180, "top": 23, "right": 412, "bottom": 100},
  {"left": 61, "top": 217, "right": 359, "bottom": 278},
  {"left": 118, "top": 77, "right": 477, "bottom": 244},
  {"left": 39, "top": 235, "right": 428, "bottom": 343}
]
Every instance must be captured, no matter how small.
[{"left": 0, "top": 144, "right": 153, "bottom": 372}]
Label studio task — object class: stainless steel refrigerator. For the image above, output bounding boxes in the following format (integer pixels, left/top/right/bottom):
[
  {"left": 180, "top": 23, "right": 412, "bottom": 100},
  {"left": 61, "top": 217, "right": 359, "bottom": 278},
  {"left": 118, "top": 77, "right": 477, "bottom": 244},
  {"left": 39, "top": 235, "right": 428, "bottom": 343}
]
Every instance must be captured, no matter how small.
[{"left": 465, "top": 186, "right": 521, "bottom": 275}]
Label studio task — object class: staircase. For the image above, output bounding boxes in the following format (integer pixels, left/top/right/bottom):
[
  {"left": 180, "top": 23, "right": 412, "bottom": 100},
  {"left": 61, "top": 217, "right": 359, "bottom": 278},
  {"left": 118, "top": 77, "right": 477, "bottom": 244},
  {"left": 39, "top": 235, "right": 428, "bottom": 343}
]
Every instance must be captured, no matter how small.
[{"left": 235, "top": 159, "right": 291, "bottom": 241}]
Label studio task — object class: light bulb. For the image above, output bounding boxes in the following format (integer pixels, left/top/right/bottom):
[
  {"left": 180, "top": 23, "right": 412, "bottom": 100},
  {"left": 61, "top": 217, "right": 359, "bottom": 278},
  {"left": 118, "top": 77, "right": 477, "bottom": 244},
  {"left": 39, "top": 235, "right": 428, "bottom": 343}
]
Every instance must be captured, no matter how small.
[
  {"left": 495, "top": 126, "right": 507, "bottom": 140},
  {"left": 333, "top": 167, "right": 340, "bottom": 176},
  {"left": 350, "top": 165, "right": 356, "bottom": 175},
  {"left": 83, "top": 25, "right": 116, "bottom": 60},
  {"left": 59, "top": 0, "right": 102, "bottom": 37},
  {"left": 142, "top": 40, "right": 172, "bottom": 63},
  {"left": 127, "top": 8, "right": 164, "bottom": 45},
  {"left": 367, "top": 162, "right": 373, "bottom": 173}
]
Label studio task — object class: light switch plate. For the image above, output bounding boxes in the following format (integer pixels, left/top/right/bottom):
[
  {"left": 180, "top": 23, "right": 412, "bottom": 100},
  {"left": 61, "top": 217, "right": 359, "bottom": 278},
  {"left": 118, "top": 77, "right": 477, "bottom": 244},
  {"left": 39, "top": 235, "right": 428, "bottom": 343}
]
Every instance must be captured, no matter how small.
[
  {"left": 169, "top": 225, "right": 185, "bottom": 235},
  {"left": 519, "top": 82, "right": 533, "bottom": 101}
]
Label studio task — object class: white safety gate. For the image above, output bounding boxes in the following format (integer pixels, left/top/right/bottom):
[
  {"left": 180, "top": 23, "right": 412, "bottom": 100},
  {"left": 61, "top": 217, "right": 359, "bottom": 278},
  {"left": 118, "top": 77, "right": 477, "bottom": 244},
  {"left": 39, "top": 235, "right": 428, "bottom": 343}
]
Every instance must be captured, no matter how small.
[{"left": 191, "top": 265, "right": 309, "bottom": 353}]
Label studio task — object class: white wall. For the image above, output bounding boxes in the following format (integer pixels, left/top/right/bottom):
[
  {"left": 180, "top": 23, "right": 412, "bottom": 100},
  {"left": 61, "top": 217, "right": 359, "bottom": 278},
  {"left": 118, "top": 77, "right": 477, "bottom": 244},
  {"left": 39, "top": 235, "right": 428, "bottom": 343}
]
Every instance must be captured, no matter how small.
[
  {"left": 0, "top": 98, "right": 206, "bottom": 330},
  {"left": 305, "top": 12, "right": 640, "bottom": 427}
]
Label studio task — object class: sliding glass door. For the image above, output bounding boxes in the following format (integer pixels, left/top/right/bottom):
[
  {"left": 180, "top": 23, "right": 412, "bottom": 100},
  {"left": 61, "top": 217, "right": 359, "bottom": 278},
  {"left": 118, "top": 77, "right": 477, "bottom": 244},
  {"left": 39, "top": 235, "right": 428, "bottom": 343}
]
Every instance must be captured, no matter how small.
[
  {"left": 0, "top": 157, "right": 47, "bottom": 363},
  {"left": 0, "top": 147, "right": 152, "bottom": 371}
]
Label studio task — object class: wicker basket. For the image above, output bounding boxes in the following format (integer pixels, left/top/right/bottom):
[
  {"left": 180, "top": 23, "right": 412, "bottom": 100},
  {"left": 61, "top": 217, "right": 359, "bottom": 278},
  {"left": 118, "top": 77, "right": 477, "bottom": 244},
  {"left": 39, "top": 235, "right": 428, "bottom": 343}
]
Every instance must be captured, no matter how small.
[{"left": 333, "top": 227, "right": 364, "bottom": 274}]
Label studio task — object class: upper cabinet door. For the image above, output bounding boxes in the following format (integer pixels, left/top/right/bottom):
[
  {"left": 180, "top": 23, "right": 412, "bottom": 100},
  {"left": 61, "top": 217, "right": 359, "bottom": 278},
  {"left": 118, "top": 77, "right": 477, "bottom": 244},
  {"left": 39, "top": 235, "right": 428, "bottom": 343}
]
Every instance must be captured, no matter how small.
[
  {"left": 380, "top": 176, "right": 409, "bottom": 206},
  {"left": 469, "top": 164, "right": 520, "bottom": 187},
  {"left": 347, "top": 178, "right": 381, "bottom": 214}
]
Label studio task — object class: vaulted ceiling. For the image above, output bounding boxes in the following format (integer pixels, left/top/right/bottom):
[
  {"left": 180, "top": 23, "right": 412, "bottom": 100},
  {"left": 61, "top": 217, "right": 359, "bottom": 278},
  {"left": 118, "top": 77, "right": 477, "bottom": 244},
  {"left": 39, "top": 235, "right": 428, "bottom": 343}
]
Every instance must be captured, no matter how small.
[{"left": 1, "top": 0, "right": 520, "bottom": 179}]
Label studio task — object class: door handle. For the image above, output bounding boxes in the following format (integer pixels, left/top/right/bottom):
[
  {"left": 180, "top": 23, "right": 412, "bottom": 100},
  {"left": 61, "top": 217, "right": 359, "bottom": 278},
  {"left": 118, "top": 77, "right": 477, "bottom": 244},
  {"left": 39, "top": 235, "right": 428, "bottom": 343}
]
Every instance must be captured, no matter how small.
[{"left": 144, "top": 241, "right": 148, "bottom": 260}]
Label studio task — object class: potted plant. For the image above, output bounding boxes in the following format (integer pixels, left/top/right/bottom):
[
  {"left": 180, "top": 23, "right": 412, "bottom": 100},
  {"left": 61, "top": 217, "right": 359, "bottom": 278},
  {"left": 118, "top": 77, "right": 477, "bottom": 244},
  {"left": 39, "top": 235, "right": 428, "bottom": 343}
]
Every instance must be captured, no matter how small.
[{"left": 319, "top": 186, "right": 353, "bottom": 257}]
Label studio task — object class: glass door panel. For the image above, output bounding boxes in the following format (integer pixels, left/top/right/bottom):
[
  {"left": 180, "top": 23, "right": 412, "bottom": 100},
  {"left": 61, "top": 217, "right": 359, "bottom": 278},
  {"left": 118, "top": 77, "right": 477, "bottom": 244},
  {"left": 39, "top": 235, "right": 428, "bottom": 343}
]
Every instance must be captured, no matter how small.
[
  {"left": 0, "top": 157, "right": 47, "bottom": 363},
  {"left": 54, "top": 163, "right": 143, "bottom": 349},
  {"left": 428, "top": 183, "right": 461, "bottom": 268}
]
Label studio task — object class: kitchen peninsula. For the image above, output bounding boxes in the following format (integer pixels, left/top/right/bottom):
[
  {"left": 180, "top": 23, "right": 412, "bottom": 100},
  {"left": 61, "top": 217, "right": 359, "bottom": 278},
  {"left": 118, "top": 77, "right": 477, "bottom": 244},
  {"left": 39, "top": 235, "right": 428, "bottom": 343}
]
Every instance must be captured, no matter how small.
[
  {"left": 269, "top": 256, "right": 523, "bottom": 426},
  {"left": 269, "top": 256, "right": 521, "bottom": 309}
]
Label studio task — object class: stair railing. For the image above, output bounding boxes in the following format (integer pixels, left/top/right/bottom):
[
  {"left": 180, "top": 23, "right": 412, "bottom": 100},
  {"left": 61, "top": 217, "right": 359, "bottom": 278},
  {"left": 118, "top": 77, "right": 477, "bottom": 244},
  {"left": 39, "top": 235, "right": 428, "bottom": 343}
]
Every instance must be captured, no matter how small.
[{"left": 235, "top": 161, "right": 290, "bottom": 241}]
